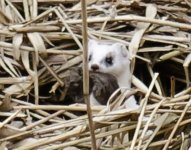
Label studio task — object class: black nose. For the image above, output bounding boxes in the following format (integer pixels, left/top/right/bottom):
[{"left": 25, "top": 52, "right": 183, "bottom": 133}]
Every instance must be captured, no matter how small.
[{"left": 91, "top": 64, "right": 99, "bottom": 71}]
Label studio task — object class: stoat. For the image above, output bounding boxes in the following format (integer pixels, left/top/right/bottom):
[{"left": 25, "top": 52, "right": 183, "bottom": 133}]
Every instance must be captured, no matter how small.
[{"left": 88, "top": 39, "right": 138, "bottom": 109}]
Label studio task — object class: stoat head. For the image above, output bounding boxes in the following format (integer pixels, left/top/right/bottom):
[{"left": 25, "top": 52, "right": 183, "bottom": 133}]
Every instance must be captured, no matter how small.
[{"left": 88, "top": 39, "right": 130, "bottom": 77}]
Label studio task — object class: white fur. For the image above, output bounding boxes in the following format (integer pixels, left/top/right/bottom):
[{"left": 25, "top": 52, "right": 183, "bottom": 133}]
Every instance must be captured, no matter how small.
[
  {"left": 124, "top": 95, "right": 139, "bottom": 109},
  {"left": 90, "top": 93, "right": 101, "bottom": 105},
  {"left": 88, "top": 39, "right": 138, "bottom": 109},
  {"left": 88, "top": 40, "right": 131, "bottom": 87}
]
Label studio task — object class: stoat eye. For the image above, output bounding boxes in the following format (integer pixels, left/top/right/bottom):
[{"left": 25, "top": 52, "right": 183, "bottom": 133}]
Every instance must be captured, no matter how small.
[
  {"left": 89, "top": 54, "right": 92, "bottom": 61},
  {"left": 105, "top": 56, "right": 113, "bottom": 65}
]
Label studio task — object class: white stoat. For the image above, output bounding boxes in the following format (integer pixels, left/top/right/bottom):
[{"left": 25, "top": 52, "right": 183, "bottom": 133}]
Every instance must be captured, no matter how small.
[{"left": 88, "top": 39, "right": 138, "bottom": 109}]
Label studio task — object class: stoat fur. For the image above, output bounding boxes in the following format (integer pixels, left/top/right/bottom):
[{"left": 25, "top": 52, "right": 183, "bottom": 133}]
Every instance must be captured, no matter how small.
[{"left": 88, "top": 39, "right": 138, "bottom": 109}]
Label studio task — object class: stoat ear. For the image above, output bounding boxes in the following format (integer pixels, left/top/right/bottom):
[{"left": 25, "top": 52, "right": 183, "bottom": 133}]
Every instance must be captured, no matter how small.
[
  {"left": 112, "top": 43, "right": 128, "bottom": 57},
  {"left": 88, "top": 39, "right": 98, "bottom": 48}
]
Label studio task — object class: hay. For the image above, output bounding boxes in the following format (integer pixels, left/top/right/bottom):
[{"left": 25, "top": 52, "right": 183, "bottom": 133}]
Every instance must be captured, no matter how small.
[{"left": 0, "top": 0, "right": 191, "bottom": 149}]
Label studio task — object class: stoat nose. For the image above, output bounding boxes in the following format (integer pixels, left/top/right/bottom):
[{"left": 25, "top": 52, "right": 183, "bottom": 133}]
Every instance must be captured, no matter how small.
[{"left": 91, "top": 64, "right": 99, "bottom": 71}]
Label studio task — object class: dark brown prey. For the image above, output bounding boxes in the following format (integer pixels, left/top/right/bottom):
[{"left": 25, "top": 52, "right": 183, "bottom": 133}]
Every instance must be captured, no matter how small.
[{"left": 63, "top": 67, "right": 119, "bottom": 105}]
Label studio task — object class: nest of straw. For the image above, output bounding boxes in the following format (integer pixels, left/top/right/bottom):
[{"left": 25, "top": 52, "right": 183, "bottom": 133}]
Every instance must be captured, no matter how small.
[{"left": 0, "top": 0, "right": 191, "bottom": 149}]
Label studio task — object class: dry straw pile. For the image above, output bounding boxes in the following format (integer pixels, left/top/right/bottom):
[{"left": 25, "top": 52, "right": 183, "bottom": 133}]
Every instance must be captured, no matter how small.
[{"left": 0, "top": 0, "right": 191, "bottom": 149}]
